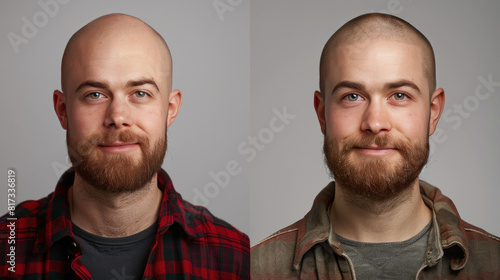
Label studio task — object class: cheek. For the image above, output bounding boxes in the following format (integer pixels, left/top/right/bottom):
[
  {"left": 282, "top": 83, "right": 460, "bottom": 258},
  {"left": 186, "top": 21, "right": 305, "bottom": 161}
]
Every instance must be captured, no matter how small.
[
  {"left": 67, "top": 104, "right": 102, "bottom": 137},
  {"left": 140, "top": 107, "right": 168, "bottom": 136},
  {"left": 325, "top": 105, "right": 360, "bottom": 138},
  {"left": 394, "top": 109, "right": 430, "bottom": 140}
]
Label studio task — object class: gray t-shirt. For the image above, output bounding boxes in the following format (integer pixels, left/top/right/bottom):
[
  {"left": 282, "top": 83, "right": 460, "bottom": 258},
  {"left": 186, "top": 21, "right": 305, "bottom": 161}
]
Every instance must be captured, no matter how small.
[
  {"left": 73, "top": 222, "right": 157, "bottom": 280},
  {"left": 336, "top": 221, "right": 432, "bottom": 280}
]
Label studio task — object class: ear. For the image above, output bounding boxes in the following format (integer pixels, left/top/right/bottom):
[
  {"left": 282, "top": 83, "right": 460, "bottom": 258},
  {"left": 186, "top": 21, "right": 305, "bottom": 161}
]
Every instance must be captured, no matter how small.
[
  {"left": 314, "top": 90, "right": 326, "bottom": 135},
  {"left": 167, "top": 89, "right": 182, "bottom": 127},
  {"left": 53, "top": 90, "right": 68, "bottom": 130},
  {"left": 428, "top": 88, "right": 445, "bottom": 136}
]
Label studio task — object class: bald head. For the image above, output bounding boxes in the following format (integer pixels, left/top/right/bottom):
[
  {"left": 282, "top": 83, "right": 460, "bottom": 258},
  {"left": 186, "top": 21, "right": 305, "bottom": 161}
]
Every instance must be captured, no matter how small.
[
  {"left": 319, "top": 13, "right": 435, "bottom": 96},
  {"left": 61, "top": 13, "right": 172, "bottom": 94}
]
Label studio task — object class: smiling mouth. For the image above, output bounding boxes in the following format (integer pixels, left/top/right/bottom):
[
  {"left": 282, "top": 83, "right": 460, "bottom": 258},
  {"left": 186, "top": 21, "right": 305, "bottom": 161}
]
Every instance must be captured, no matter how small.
[
  {"left": 100, "top": 142, "right": 138, "bottom": 147},
  {"left": 98, "top": 142, "right": 140, "bottom": 153},
  {"left": 353, "top": 146, "right": 398, "bottom": 156}
]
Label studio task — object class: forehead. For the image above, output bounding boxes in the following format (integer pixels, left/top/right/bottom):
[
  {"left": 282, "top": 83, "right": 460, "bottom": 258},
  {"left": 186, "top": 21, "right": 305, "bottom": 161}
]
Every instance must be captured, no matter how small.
[
  {"left": 64, "top": 29, "right": 171, "bottom": 93},
  {"left": 327, "top": 39, "right": 428, "bottom": 93}
]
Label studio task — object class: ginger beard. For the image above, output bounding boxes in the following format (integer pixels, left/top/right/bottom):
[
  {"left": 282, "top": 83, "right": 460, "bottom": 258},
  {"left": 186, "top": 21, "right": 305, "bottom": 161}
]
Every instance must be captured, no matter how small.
[
  {"left": 323, "top": 132, "right": 429, "bottom": 202},
  {"left": 67, "top": 129, "right": 166, "bottom": 193}
]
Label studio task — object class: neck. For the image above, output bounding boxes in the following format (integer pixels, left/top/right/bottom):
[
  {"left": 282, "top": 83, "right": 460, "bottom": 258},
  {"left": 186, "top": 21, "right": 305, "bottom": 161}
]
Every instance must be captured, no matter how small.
[
  {"left": 330, "top": 179, "right": 432, "bottom": 243},
  {"left": 68, "top": 173, "right": 162, "bottom": 237}
]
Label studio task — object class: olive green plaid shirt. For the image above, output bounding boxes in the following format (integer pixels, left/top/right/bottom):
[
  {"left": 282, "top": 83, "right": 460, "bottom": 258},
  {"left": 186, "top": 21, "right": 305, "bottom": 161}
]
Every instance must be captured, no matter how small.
[{"left": 251, "top": 180, "right": 500, "bottom": 279}]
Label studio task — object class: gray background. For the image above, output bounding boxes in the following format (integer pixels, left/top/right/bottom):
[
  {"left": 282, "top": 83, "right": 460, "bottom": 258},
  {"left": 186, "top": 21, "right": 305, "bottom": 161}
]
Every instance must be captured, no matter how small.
[
  {"left": 1, "top": 1, "right": 499, "bottom": 246},
  {"left": 0, "top": 1, "right": 250, "bottom": 234},
  {"left": 250, "top": 0, "right": 500, "bottom": 244}
]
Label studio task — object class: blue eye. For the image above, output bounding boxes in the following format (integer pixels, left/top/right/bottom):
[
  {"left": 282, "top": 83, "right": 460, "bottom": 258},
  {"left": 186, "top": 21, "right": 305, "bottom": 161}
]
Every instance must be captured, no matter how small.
[{"left": 346, "top": 93, "right": 361, "bottom": 101}]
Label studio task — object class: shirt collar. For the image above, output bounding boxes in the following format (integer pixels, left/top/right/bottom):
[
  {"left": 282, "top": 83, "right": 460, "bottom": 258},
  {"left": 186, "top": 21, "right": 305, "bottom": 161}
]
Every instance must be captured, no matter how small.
[
  {"left": 419, "top": 180, "right": 469, "bottom": 270},
  {"left": 292, "top": 180, "right": 468, "bottom": 271},
  {"left": 34, "top": 169, "right": 74, "bottom": 255},
  {"left": 34, "top": 168, "right": 202, "bottom": 255},
  {"left": 293, "top": 182, "right": 334, "bottom": 269},
  {"left": 155, "top": 168, "right": 205, "bottom": 238}
]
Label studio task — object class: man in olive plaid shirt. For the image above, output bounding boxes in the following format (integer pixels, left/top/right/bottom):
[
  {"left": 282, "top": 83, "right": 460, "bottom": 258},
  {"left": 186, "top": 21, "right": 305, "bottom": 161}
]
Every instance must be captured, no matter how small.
[
  {"left": 251, "top": 13, "right": 499, "bottom": 279},
  {"left": 1, "top": 13, "right": 249, "bottom": 280}
]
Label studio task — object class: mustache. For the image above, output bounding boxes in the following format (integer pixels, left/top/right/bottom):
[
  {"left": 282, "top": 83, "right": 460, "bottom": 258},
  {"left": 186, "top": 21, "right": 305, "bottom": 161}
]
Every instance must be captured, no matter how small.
[
  {"left": 70, "top": 130, "right": 150, "bottom": 157},
  {"left": 341, "top": 134, "right": 408, "bottom": 153},
  {"left": 85, "top": 130, "right": 147, "bottom": 146}
]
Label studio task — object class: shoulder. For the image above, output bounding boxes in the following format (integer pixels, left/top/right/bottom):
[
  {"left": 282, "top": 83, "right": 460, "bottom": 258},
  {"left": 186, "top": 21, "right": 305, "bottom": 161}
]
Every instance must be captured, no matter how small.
[
  {"left": 159, "top": 170, "right": 248, "bottom": 245},
  {"left": 461, "top": 219, "right": 500, "bottom": 259},
  {"left": 251, "top": 220, "right": 301, "bottom": 278},
  {"left": 171, "top": 198, "right": 250, "bottom": 279},
  {"left": 1, "top": 193, "right": 52, "bottom": 229},
  {"left": 178, "top": 198, "right": 249, "bottom": 246},
  {"left": 0, "top": 194, "right": 53, "bottom": 274},
  {"left": 252, "top": 220, "right": 301, "bottom": 250},
  {"left": 462, "top": 220, "right": 500, "bottom": 243}
]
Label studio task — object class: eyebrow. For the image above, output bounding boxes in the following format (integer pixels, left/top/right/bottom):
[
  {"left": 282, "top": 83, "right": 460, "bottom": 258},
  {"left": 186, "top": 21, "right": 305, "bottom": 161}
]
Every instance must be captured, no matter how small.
[
  {"left": 75, "top": 78, "right": 160, "bottom": 93},
  {"left": 331, "top": 79, "right": 421, "bottom": 95},
  {"left": 126, "top": 79, "right": 160, "bottom": 92},
  {"left": 75, "top": 80, "right": 109, "bottom": 93},
  {"left": 331, "top": 81, "right": 364, "bottom": 95},
  {"left": 383, "top": 80, "right": 421, "bottom": 94}
]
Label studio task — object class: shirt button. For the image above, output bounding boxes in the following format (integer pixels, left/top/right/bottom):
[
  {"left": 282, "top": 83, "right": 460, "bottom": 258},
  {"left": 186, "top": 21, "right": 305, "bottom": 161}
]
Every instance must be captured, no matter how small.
[{"left": 72, "top": 241, "right": 77, "bottom": 247}]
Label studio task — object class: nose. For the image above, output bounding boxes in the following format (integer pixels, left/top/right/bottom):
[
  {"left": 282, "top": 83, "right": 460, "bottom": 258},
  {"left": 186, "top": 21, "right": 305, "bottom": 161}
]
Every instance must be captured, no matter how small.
[
  {"left": 104, "top": 98, "right": 132, "bottom": 129},
  {"left": 360, "top": 100, "right": 392, "bottom": 134}
]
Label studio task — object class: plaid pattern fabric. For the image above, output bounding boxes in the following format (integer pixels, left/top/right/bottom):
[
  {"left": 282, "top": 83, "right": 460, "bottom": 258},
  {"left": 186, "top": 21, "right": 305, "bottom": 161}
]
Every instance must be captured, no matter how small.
[
  {"left": 0, "top": 169, "right": 250, "bottom": 280},
  {"left": 251, "top": 180, "right": 500, "bottom": 279}
]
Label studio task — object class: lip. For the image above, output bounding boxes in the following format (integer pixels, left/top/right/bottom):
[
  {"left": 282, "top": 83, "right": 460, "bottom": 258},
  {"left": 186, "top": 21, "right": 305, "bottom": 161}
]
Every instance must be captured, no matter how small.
[
  {"left": 353, "top": 146, "right": 398, "bottom": 156},
  {"left": 98, "top": 142, "right": 140, "bottom": 153}
]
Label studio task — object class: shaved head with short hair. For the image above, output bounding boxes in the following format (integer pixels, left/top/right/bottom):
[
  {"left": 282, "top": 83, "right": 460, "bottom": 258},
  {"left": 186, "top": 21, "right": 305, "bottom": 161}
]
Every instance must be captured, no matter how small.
[{"left": 319, "top": 13, "right": 436, "bottom": 96}]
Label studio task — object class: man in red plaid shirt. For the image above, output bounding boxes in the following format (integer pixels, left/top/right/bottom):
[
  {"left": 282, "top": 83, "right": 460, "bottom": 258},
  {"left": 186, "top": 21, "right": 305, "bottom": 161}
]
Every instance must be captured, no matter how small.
[{"left": 1, "top": 13, "right": 249, "bottom": 280}]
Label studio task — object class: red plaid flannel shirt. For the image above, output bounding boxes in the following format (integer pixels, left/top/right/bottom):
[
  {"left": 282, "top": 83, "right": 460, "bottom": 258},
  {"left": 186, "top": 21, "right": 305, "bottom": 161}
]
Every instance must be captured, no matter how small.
[{"left": 0, "top": 169, "right": 250, "bottom": 279}]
